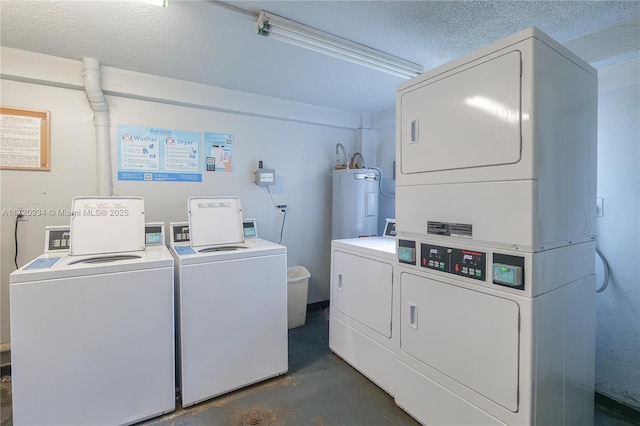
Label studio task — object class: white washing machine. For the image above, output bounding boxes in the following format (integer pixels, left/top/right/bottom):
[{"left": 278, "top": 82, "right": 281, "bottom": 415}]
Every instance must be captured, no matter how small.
[
  {"left": 329, "top": 219, "right": 397, "bottom": 395},
  {"left": 393, "top": 28, "right": 596, "bottom": 425},
  {"left": 10, "top": 197, "right": 175, "bottom": 426},
  {"left": 169, "top": 197, "right": 288, "bottom": 408}
]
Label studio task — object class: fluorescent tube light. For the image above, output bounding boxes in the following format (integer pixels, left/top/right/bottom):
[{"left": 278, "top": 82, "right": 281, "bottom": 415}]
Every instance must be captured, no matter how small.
[
  {"left": 255, "top": 11, "right": 423, "bottom": 79},
  {"left": 139, "top": 0, "right": 168, "bottom": 7}
]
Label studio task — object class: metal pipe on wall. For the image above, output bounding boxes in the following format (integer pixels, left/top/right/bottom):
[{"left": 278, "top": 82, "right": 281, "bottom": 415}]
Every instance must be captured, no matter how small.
[{"left": 82, "top": 58, "right": 113, "bottom": 196}]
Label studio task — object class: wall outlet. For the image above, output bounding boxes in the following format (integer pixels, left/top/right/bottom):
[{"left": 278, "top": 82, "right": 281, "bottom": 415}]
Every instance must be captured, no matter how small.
[{"left": 12, "top": 205, "right": 30, "bottom": 221}]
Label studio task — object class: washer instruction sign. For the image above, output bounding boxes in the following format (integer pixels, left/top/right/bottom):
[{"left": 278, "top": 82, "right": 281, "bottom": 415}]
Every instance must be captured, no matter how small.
[{"left": 117, "top": 125, "right": 202, "bottom": 182}]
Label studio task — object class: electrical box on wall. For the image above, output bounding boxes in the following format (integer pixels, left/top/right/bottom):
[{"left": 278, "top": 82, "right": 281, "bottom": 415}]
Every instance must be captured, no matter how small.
[
  {"left": 255, "top": 161, "right": 276, "bottom": 186},
  {"left": 255, "top": 169, "right": 276, "bottom": 186}
]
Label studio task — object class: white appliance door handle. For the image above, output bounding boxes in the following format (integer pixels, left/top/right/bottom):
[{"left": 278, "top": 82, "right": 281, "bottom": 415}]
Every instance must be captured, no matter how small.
[
  {"left": 410, "top": 119, "right": 419, "bottom": 144},
  {"left": 337, "top": 273, "right": 343, "bottom": 291},
  {"left": 408, "top": 304, "right": 418, "bottom": 329}
]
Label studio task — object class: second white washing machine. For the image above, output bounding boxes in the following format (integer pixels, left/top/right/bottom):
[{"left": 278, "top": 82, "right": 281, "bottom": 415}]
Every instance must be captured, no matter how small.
[
  {"left": 329, "top": 219, "right": 397, "bottom": 395},
  {"left": 169, "top": 197, "right": 288, "bottom": 407}
]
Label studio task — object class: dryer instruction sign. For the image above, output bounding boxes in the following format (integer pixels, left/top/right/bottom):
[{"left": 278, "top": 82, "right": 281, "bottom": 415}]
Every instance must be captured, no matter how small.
[
  {"left": 117, "top": 125, "right": 202, "bottom": 182},
  {"left": 204, "top": 132, "right": 234, "bottom": 172}
]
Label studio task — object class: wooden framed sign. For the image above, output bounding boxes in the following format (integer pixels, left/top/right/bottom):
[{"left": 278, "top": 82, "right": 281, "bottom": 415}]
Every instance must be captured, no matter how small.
[{"left": 0, "top": 107, "right": 50, "bottom": 170}]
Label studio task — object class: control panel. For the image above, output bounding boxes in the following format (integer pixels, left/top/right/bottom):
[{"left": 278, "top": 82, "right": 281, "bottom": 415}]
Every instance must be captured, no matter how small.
[
  {"left": 354, "top": 171, "right": 378, "bottom": 182},
  {"left": 243, "top": 219, "right": 258, "bottom": 238},
  {"left": 173, "top": 245, "right": 196, "bottom": 256},
  {"left": 420, "top": 243, "right": 486, "bottom": 281},
  {"left": 492, "top": 253, "right": 525, "bottom": 290},
  {"left": 25, "top": 257, "right": 62, "bottom": 270},
  {"left": 383, "top": 219, "right": 396, "bottom": 237},
  {"left": 397, "top": 239, "right": 416, "bottom": 264},
  {"left": 170, "top": 222, "right": 190, "bottom": 244},
  {"left": 144, "top": 223, "right": 164, "bottom": 245},
  {"left": 44, "top": 226, "right": 71, "bottom": 252},
  {"left": 397, "top": 238, "right": 526, "bottom": 290},
  {"left": 493, "top": 264, "right": 523, "bottom": 287}
]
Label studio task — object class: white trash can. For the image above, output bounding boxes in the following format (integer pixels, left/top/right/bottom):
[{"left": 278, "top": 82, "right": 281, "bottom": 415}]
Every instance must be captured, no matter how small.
[{"left": 287, "top": 266, "right": 310, "bottom": 329}]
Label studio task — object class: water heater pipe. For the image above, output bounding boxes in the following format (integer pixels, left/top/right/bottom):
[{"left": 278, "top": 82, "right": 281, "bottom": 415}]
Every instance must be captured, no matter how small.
[
  {"left": 350, "top": 152, "right": 365, "bottom": 169},
  {"left": 82, "top": 58, "right": 113, "bottom": 196},
  {"left": 335, "top": 143, "right": 348, "bottom": 169},
  {"left": 596, "top": 249, "right": 610, "bottom": 293}
]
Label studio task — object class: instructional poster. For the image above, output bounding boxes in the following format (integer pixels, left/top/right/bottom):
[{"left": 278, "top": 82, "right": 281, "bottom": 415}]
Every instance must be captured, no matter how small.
[
  {"left": 0, "top": 114, "right": 41, "bottom": 167},
  {"left": 117, "top": 125, "right": 202, "bottom": 182},
  {"left": 204, "top": 132, "right": 234, "bottom": 172},
  {"left": 0, "top": 108, "right": 50, "bottom": 170}
]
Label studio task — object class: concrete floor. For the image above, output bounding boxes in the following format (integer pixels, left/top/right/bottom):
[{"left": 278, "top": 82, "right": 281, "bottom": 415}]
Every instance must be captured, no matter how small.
[
  {"left": 142, "top": 308, "right": 419, "bottom": 426},
  {"left": 1, "top": 308, "right": 638, "bottom": 425}
]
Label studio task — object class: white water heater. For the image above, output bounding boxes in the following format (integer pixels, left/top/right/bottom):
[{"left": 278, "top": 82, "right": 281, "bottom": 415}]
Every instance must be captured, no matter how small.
[{"left": 331, "top": 168, "right": 379, "bottom": 239}]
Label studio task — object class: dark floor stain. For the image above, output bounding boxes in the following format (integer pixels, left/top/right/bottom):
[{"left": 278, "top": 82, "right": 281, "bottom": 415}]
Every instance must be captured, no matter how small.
[{"left": 236, "top": 407, "right": 276, "bottom": 426}]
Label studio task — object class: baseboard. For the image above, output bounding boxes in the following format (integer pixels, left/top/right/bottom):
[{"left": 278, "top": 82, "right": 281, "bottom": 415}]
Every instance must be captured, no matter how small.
[
  {"left": 595, "top": 391, "right": 640, "bottom": 422},
  {"left": 0, "top": 364, "right": 10, "bottom": 377},
  {"left": 0, "top": 344, "right": 11, "bottom": 375},
  {"left": 306, "top": 301, "right": 329, "bottom": 313}
]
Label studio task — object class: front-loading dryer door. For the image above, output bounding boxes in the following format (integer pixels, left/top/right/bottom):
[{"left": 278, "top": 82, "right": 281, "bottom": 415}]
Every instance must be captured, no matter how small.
[
  {"left": 400, "top": 50, "right": 522, "bottom": 174},
  {"left": 400, "top": 271, "right": 520, "bottom": 412},
  {"left": 332, "top": 250, "right": 393, "bottom": 338}
]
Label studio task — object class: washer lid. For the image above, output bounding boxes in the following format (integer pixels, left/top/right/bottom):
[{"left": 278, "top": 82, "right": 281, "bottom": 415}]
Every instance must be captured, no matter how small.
[
  {"left": 69, "top": 197, "right": 145, "bottom": 255},
  {"left": 188, "top": 196, "right": 244, "bottom": 247}
]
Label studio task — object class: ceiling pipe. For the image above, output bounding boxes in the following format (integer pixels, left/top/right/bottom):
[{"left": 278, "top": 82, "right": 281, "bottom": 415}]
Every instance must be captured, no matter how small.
[{"left": 82, "top": 58, "right": 113, "bottom": 196}]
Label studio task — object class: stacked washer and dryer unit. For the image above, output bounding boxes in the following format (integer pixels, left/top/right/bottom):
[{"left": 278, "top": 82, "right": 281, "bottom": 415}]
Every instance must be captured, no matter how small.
[{"left": 394, "top": 28, "right": 597, "bottom": 425}]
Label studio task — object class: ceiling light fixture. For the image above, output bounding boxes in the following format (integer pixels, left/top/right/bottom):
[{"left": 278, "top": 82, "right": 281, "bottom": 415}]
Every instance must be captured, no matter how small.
[
  {"left": 139, "top": 0, "right": 168, "bottom": 7},
  {"left": 255, "top": 11, "right": 423, "bottom": 79}
]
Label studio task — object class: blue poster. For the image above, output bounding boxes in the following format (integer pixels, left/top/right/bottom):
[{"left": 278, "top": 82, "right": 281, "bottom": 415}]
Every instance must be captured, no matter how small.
[
  {"left": 203, "top": 132, "right": 234, "bottom": 172},
  {"left": 117, "top": 125, "right": 202, "bottom": 182}
]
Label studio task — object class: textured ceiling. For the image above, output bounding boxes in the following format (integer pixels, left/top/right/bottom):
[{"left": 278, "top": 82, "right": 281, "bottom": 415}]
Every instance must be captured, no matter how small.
[{"left": 1, "top": 1, "right": 639, "bottom": 114}]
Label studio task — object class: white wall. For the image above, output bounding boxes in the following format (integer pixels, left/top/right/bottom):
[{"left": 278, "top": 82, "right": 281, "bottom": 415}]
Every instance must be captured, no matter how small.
[
  {"left": 0, "top": 48, "right": 359, "bottom": 345},
  {"left": 372, "top": 107, "right": 396, "bottom": 232},
  {"left": 594, "top": 56, "right": 640, "bottom": 409},
  {"left": 1, "top": 78, "right": 98, "bottom": 348}
]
